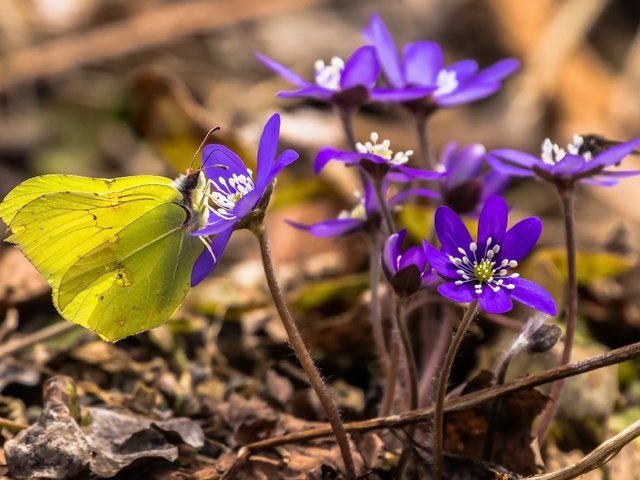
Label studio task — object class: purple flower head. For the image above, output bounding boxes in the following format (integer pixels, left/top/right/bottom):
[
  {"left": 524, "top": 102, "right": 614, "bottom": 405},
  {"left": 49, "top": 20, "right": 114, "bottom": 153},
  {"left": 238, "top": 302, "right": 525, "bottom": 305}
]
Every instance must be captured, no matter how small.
[
  {"left": 437, "top": 142, "right": 510, "bottom": 214},
  {"left": 487, "top": 134, "right": 640, "bottom": 187},
  {"left": 424, "top": 195, "right": 556, "bottom": 315},
  {"left": 288, "top": 179, "right": 438, "bottom": 237},
  {"left": 256, "top": 46, "right": 394, "bottom": 109},
  {"left": 363, "top": 14, "right": 520, "bottom": 109},
  {"left": 383, "top": 229, "right": 440, "bottom": 297},
  {"left": 315, "top": 132, "right": 443, "bottom": 182},
  {"left": 190, "top": 113, "right": 299, "bottom": 286}
]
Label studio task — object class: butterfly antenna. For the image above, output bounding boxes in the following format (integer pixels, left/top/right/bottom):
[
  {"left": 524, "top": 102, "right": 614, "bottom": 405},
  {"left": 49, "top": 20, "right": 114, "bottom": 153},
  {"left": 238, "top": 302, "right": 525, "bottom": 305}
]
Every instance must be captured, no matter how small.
[
  {"left": 190, "top": 126, "right": 221, "bottom": 171},
  {"left": 198, "top": 236, "right": 217, "bottom": 263}
]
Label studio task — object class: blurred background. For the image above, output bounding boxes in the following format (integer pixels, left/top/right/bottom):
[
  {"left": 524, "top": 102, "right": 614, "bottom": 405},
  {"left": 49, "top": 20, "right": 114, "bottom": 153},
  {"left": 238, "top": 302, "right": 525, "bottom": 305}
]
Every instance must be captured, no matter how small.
[{"left": 2, "top": 1, "right": 640, "bottom": 476}]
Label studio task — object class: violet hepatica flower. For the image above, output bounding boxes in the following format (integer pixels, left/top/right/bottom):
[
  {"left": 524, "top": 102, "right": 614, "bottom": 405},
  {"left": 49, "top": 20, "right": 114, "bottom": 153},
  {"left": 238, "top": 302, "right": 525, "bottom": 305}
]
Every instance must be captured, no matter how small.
[
  {"left": 190, "top": 113, "right": 298, "bottom": 286},
  {"left": 316, "top": 132, "right": 442, "bottom": 181},
  {"left": 384, "top": 229, "right": 440, "bottom": 297},
  {"left": 256, "top": 46, "right": 399, "bottom": 108},
  {"left": 424, "top": 195, "right": 556, "bottom": 315},
  {"left": 364, "top": 13, "right": 520, "bottom": 108},
  {"left": 487, "top": 134, "right": 640, "bottom": 187},
  {"left": 288, "top": 179, "right": 438, "bottom": 237},
  {"left": 438, "top": 142, "right": 509, "bottom": 214}
]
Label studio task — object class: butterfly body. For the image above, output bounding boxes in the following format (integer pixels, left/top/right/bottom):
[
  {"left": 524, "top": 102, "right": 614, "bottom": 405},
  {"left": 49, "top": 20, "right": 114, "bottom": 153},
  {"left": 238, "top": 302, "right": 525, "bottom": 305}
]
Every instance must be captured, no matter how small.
[{"left": 0, "top": 173, "right": 208, "bottom": 341}]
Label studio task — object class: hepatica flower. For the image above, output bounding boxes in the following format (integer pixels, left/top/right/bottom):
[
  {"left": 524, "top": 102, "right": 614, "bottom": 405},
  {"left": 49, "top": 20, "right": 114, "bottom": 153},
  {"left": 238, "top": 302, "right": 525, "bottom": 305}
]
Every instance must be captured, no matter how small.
[
  {"left": 383, "top": 229, "right": 439, "bottom": 297},
  {"left": 437, "top": 142, "right": 509, "bottom": 214},
  {"left": 424, "top": 195, "right": 556, "bottom": 314},
  {"left": 316, "top": 132, "right": 442, "bottom": 181},
  {"left": 487, "top": 134, "right": 640, "bottom": 187},
  {"left": 190, "top": 113, "right": 298, "bottom": 286},
  {"left": 364, "top": 14, "right": 520, "bottom": 109}
]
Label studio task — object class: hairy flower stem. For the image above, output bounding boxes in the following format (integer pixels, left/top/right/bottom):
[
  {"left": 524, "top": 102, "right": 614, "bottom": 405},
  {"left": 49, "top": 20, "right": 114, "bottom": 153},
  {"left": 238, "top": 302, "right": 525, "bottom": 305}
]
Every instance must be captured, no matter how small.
[
  {"left": 337, "top": 106, "right": 357, "bottom": 150},
  {"left": 415, "top": 113, "right": 433, "bottom": 170},
  {"left": 535, "top": 185, "right": 578, "bottom": 442},
  {"left": 396, "top": 299, "right": 418, "bottom": 411},
  {"left": 372, "top": 178, "right": 395, "bottom": 237},
  {"left": 254, "top": 225, "right": 356, "bottom": 478},
  {"left": 369, "top": 230, "right": 390, "bottom": 376},
  {"left": 379, "top": 331, "right": 400, "bottom": 416},
  {"left": 433, "top": 300, "right": 479, "bottom": 480}
]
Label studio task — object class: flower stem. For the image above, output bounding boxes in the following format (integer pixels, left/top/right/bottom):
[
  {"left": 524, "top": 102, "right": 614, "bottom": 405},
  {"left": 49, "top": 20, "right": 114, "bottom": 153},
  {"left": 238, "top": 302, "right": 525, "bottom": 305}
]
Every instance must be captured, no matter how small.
[
  {"left": 415, "top": 113, "right": 433, "bottom": 170},
  {"left": 379, "top": 333, "right": 400, "bottom": 416},
  {"left": 372, "top": 178, "right": 395, "bottom": 237},
  {"left": 253, "top": 225, "right": 356, "bottom": 478},
  {"left": 369, "top": 230, "right": 390, "bottom": 376},
  {"left": 535, "top": 185, "right": 577, "bottom": 442},
  {"left": 395, "top": 298, "right": 418, "bottom": 411},
  {"left": 433, "top": 300, "right": 479, "bottom": 480},
  {"left": 337, "top": 106, "right": 357, "bottom": 150}
]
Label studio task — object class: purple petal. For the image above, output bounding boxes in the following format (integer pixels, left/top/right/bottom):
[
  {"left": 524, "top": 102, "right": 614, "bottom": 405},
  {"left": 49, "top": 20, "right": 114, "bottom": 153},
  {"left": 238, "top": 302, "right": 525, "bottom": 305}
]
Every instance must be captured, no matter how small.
[
  {"left": 314, "top": 147, "right": 362, "bottom": 173},
  {"left": 499, "top": 217, "right": 542, "bottom": 262},
  {"left": 233, "top": 188, "right": 263, "bottom": 217},
  {"left": 487, "top": 149, "right": 540, "bottom": 174},
  {"left": 399, "top": 245, "right": 427, "bottom": 271},
  {"left": 192, "top": 216, "right": 237, "bottom": 237},
  {"left": 587, "top": 137, "right": 640, "bottom": 169},
  {"left": 201, "top": 145, "right": 248, "bottom": 178},
  {"left": 369, "top": 86, "right": 435, "bottom": 102},
  {"left": 267, "top": 149, "right": 299, "bottom": 184},
  {"left": 446, "top": 59, "right": 479, "bottom": 83},
  {"left": 508, "top": 277, "right": 557, "bottom": 315},
  {"left": 364, "top": 14, "right": 405, "bottom": 88},
  {"left": 403, "top": 41, "right": 442, "bottom": 87},
  {"left": 481, "top": 170, "right": 510, "bottom": 200},
  {"left": 389, "top": 187, "right": 440, "bottom": 206},
  {"left": 472, "top": 58, "right": 520, "bottom": 84},
  {"left": 445, "top": 143, "right": 486, "bottom": 187},
  {"left": 256, "top": 114, "right": 280, "bottom": 184},
  {"left": 599, "top": 168, "right": 640, "bottom": 178},
  {"left": 437, "top": 282, "right": 476, "bottom": 303},
  {"left": 190, "top": 227, "right": 233, "bottom": 287},
  {"left": 255, "top": 52, "right": 309, "bottom": 87},
  {"left": 477, "top": 195, "right": 508, "bottom": 249},
  {"left": 277, "top": 86, "right": 334, "bottom": 99},
  {"left": 384, "top": 230, "right": 406, "bottom": 274},
  {"left": 424, "top": 242, "right": 460, "bottom": 278},
  {"left": 395, "top": 164, "right": 443, "bottom": 180},
  {"left": 478, "top": 288, "right": 513, "bottom": 313},
  {"left": 340, "top": 45, "right": 380, "bottom": 90},
  {"left": 434, "top": 205, "right": 473, "bottom": 256},
  {"left": 439, "top": 141, "right": 459, "bottom": 169},
  {"left": 435, "top": 81, "right": 501, "bottom": 106},
  {"left": 287, "top": 218, "right": 364, "bottom": 237},
  {"left": 549, "top": 153, "right": 586, "bottom": 176}
]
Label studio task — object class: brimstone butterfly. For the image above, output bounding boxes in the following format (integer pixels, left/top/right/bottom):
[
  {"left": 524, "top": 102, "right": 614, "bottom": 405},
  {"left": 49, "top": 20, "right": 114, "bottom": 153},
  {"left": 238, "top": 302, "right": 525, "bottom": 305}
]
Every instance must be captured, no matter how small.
[{"left": 0, "top": 171, "right": 212, "bottom": 342}]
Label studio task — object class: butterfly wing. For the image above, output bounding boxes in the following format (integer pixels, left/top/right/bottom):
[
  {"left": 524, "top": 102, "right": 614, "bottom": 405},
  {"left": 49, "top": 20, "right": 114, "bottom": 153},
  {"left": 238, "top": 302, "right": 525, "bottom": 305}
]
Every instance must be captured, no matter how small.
[{"left": 1, "top": 175, "right": 204, "bottom": 342}]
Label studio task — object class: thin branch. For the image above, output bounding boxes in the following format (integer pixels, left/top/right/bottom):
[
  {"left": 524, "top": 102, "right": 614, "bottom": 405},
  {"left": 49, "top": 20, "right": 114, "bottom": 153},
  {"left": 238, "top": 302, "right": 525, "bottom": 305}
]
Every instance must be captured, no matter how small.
[
  {"left": 0, "top": 321, "right": 79, "bottom": 358},
  {"left": 0, "top": 0, "right": 326, "bottom": 92},
  {"left": 241, "top": 340, "right": 640, "bottom": 450},
  {"left": 530, "top": 419, "right": 640, "bottom": 480}
]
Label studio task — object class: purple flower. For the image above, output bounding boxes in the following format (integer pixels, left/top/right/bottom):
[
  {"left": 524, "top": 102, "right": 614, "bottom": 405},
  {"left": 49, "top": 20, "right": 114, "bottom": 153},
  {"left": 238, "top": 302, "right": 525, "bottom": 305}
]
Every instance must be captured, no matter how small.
[
  {"left": 256, "top": 46, "right": 403, "bottom": 108},
  {"left": 315, "top": 132, "right": 442, "bottom": 181},
  {"left": 363, "top": 13, "right": 520, "bottom": 107},
  {"left": 190, "top": 113, "right": 299, "bottom": 286},
  {"left": 424, "top": 195, "right": 556, "bottom": 315},
  {"left": 383, "top": 229, "right": 440, "bottom": 297},
  {"left": 288, "top": 179, "right": 438, "bottom": 237},
  {"left": 487, "top": 134, "right": 640, "bottom": 187},
  {"left": 437, "top": 142, "right": 509, "bottom": 214}
]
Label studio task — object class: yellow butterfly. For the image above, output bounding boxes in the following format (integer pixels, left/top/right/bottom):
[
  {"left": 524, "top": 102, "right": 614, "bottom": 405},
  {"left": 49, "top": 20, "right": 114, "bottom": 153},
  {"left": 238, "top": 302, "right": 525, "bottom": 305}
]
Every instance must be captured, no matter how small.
[{"left": 0, "top": 172, "right": 211, "bottom": 342}]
